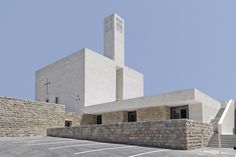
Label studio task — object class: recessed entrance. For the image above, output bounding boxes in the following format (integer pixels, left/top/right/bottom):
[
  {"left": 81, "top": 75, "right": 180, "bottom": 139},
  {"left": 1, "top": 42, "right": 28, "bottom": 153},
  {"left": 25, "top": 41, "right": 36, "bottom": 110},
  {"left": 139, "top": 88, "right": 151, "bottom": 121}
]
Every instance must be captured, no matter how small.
[{"left": 171, "top": 105, "right": 189, "bottom": 119}]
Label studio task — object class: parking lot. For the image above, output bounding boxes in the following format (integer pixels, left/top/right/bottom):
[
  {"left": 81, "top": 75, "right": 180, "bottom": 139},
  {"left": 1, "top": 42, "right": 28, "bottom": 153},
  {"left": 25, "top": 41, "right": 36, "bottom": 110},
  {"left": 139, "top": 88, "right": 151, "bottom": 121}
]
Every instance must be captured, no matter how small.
[{"left": 0, "top": 136, "right": 235, "bottom": 157}]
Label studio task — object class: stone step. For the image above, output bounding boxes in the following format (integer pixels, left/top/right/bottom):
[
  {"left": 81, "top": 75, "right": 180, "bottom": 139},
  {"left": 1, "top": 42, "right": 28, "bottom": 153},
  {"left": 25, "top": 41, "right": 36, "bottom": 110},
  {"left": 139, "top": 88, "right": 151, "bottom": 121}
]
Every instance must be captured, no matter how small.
[
  {"left": 210, "top": 141, "right": 236, "bottom": 143},
  {"left": 209, "top": 143, "right": 236, "bottom": 146},
  {"left": 210, "top": 142, "right": 236, "bottom": 144},
  {"left": 211, "top": 137, "right": 236, "bottom": 139},
  {"left": 208, "top": 134, "right": 236, "bottom": 148},
  {"left": 211, "top": 136, "right": 236, "bottom": 138},
  {"left": 210, "top": 138, "right": 236, "bottom": 141},
  {"left": 210, "top": 139, "right": 236, "bottom": 141},
  {"left": 208, "top": 145, "right": 236, "bottom": 148}
]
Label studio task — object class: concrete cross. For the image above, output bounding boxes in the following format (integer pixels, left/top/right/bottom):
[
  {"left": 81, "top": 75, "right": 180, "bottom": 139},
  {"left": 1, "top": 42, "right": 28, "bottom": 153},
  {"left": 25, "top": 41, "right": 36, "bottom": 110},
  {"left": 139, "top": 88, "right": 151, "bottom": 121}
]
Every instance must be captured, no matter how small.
[{"left": 44, "top": 78, "right": 51, "bottom": 95}]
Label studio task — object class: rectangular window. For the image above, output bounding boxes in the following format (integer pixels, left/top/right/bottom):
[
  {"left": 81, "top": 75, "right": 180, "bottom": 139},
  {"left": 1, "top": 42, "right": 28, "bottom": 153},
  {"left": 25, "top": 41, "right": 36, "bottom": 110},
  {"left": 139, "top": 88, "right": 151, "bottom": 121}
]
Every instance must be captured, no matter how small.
[
  {"left": 116, "top": 17, "right": 123, "bottom": 33},
  {"left": 65, "top": 120, "right": 72, "bottom": 127},
  {"left": 128, "top": 111, "right": 137, "bottom": 122},
  {"left": 171, "top": 105, "right": 189, "bottom": 119},
  {"left": 96, "top": 115, "right": 102, "bottom": 124},
  {"left": 55, "top": 97, "right": 59, "bottom": 104}
]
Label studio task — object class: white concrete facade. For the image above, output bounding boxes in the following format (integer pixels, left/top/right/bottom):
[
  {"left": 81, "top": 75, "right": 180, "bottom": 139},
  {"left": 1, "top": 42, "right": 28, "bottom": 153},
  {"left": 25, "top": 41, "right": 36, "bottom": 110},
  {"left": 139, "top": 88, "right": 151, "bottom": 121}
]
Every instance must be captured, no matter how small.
[
  {"left": 35, "top": 50, "right": 85, "bottom": 112},
  {"left": 84, "top": 88, "right": 221, "bottom": 124},
  {"left": 84, "top": 49, "right": 116, "bottom": 107},
  {"left": 122, "top": 67, "right": 144, "bottom": 100},
  {"left": 116, "top": 67, "right": 144, "bottom": 100},
  {"left": 35, "top": 13, "right": 143, "bottom": 112}
]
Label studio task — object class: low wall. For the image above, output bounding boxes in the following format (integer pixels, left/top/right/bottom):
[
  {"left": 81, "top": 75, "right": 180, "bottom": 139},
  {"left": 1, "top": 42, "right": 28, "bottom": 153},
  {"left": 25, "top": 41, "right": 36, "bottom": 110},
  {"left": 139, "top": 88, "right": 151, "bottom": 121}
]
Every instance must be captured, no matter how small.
[
  {"left": 0, "top": 97, "right": 81, "bottom": 137},
  {"left": 47, "top": 119, "right": 213, "bottom": 150}
]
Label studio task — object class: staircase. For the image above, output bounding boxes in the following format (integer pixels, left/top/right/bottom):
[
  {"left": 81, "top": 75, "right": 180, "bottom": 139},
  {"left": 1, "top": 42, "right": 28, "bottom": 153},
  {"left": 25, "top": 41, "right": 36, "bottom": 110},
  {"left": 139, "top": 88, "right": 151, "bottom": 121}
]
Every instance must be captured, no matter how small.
[
  {"left": 208, "top": 134, "right": 236, "bottom": 148},
  {"left": 210, "top": 108, "right": 225, "bottom": 133}
]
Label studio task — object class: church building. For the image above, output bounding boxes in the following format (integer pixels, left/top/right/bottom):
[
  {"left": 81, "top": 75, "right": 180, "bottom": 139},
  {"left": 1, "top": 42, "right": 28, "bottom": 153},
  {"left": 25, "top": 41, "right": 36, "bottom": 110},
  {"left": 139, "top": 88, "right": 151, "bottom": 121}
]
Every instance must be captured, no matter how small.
[
  {"left": 35, "top": 13, "right": 235, "bottom": 136},
  {"left": 35, "top": 13, "right": 144, "bottom": 113}
]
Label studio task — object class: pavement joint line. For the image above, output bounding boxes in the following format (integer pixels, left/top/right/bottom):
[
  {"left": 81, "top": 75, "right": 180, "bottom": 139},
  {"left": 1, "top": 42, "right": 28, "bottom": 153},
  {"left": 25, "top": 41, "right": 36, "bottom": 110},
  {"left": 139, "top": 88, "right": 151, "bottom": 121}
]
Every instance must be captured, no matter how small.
[
  {"left": 28, "top": 140, "right": 89, "bottom": 146},
  {"left": 0, "top": 137, "right": 44, "bottom": 142},
  {"left": 0, "top": 137, "right": 57, "bottom": 142},
  {"left": 48, "top": 143, "right": 108, "bottom": 150},
  {"left": 74, "top": 146, "right": 136, "bottom": 155},
  {"left": 199, "top": 150, "right": 235, "bottom": 156},
  {"left": 128, "top": 150, "right": 169, "bottom": 157},
  {"left": 13, "top": 139, "right": 74, "bottom": 144}
]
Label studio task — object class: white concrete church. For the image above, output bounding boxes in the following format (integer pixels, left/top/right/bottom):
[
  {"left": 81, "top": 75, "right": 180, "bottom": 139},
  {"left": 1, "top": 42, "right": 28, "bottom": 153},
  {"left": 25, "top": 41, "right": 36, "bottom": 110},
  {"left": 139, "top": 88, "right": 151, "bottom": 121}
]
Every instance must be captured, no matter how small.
[
  {"left": 35, "top": 13, "right": 235, "bottom": 135},
  {"left": 36, "top": 13, "right": 143, "bottom": 112}
]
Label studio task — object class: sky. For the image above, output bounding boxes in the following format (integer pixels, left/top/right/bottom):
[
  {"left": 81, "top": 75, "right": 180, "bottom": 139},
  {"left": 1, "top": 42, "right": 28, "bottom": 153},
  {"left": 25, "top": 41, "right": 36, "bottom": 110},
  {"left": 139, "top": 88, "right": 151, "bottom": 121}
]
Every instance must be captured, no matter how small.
[{"left": 0, "top": 0, "right": 236, "bottom": 101}]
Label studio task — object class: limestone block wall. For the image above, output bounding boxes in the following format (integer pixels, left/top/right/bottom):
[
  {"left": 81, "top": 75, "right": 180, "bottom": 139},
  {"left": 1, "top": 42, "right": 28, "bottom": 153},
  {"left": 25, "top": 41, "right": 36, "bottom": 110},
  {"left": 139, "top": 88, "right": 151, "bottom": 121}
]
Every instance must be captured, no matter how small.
[
  {"left": 64, "top": 112, "right": 82, "bottom": 126},
  {"left": 186, "top": 120, "right": 214, "bottom": 149},
  {"left": 80, "top": 114, "right": 97, "bottom": 125},
  {"left": 102, "top": 111, "right": 128, "bottom": 124},
  {"left": 137, "top": 106, "right": 170, "bottom": 122},
  {"left": 0, "top": 97, "right": 81, "bottom": 137},
  {"left": 47, "top": 119, "right": 213, "bottom": 150}
]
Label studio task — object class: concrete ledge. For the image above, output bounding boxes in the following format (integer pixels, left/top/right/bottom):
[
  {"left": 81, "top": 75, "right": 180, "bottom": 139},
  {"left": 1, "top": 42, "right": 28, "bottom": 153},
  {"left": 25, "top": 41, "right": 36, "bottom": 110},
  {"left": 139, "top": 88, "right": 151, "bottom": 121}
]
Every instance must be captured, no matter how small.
[{"left": 47, "top": 119, "right": 213, "bottom": 150}]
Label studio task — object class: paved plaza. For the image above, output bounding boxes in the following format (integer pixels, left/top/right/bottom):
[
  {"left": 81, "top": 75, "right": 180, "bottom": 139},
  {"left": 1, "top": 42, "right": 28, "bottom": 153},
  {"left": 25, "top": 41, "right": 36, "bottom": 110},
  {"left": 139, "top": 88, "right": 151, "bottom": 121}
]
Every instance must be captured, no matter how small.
[{"left": 0, "top": 136, "right": 235, "bottom": 157}]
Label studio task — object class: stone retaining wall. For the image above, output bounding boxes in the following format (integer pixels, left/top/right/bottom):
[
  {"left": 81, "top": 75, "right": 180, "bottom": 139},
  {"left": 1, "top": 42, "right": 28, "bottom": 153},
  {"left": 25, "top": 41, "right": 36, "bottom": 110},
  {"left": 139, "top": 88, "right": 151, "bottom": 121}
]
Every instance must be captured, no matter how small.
[
  {"left": 0, "top": 97, "right": 81, "bottom": 137},
  {"left": 47, "top": 119, "right": 213, "bottom": 150}
]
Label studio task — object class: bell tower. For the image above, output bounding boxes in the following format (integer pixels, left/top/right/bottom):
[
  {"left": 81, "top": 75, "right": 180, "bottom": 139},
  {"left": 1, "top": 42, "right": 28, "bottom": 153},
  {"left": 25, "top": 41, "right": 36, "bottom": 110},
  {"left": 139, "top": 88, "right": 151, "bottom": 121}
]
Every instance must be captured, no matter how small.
[{"left": 104, "top": 13, "right": 124, "bottom": 66}]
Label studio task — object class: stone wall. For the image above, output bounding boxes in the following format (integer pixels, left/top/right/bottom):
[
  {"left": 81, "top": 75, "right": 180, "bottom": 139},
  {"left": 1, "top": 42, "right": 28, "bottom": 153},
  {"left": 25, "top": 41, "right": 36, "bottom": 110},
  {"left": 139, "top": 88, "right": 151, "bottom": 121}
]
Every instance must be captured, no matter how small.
[
  {"left": 102, "top": 111, "right": 128, "bottom": 124},
  {"left": 185, "top": 120, "right": 214, "bottom": 149},
  {"left": 0, "top": 97, "right": 81, "bottom": 137},
  {"left": 80, "top": 114, "right": 97, "bottom": 125},
  {"left": 137, "top": 106, "right": 170, "bottom": 122},
  {"left": 47, "top": 119, "right": 213, "bottom": 150}
]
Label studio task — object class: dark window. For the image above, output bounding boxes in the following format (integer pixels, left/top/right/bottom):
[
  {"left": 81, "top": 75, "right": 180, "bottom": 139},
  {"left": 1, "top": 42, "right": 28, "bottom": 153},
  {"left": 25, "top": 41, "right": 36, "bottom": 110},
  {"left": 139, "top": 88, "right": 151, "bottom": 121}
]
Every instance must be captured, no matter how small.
[
  {"left": 65, "top": 120, "right": 72, "bottom": 127},
  {"left": 55, "top": 97, "right": 59, "bottom": 104},
  {"left": 96, "top": 115, "right": 102, "bottom": 124},
  {"left": 171, "top": 105, "right": 189, "bottom": 119},
  {"left": 45, "top": 99, "right": 49, "bottom": 103},
  {"left": 128, "top": 111, "right": 137, "bottom": 122}
]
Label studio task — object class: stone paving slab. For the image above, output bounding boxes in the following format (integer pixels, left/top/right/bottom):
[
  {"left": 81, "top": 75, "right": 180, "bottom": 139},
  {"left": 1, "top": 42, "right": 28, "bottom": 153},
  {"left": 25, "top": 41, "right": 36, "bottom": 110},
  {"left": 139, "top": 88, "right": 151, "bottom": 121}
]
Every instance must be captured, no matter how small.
[{"left": 0, "top": 137, "right": 235, "bottom": 157}]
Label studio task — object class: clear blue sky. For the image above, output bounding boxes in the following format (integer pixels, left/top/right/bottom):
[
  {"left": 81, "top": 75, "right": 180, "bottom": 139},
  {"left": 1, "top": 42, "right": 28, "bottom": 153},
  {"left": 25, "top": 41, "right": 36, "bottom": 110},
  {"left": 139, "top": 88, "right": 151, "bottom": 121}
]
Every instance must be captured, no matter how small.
[{"left": 0, "top": 0, "right": 236, "bottom": 101}]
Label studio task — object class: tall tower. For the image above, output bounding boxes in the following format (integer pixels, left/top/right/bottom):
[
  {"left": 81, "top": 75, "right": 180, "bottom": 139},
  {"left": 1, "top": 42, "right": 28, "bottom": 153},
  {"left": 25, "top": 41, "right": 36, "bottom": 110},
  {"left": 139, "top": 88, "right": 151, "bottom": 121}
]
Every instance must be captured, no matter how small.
[{"left": 104, "top": 13, "right": 124, "bottom": 66}]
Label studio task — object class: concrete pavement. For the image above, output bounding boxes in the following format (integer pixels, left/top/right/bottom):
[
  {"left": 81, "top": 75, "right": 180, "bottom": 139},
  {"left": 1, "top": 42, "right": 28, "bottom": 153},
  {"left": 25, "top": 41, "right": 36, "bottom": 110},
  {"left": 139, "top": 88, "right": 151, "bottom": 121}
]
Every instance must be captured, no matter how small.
[{"left": 0, "top": 137, "right": 235, "bottom": 157}]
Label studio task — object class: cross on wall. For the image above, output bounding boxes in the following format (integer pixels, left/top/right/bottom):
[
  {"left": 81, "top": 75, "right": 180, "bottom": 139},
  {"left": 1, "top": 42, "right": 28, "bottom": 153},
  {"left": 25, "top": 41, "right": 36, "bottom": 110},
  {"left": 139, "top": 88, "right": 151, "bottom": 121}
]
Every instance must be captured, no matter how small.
[{"left": 44, "top": 78, "right": 51, "bottom": 95}]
